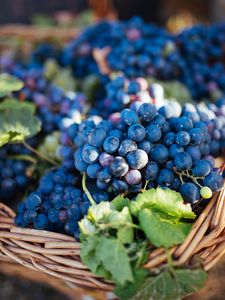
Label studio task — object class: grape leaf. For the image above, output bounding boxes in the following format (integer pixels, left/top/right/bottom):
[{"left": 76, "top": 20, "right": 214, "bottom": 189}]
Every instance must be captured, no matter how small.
[
  {"left": 112, "top": 195, "right": 130, "bottom": 211},
  {"left": 80, "top": 235, "right": 102, "bottom": 273},
  {"left": 139, "top": 209, "right": 192, "bottom": 248},
  {"left": 130, "top": 188, "right": 195, "bottom": 220},
  {"left": 87, "top": 201, "right": 112, "bottom": 223},
  {"left": 115, "top": 269, "right": 148, "bottom": 300},
  {"left": 0, "top": 99, "right": 41, "bottom": 147},
  {"left": 96, "top": 237, "right": 134, "bottom": 285},
  {"left": 0, "top": 74, "right": 24, "bottom": 97},
  {"left": 130, "top": 268, "right": 207, "bottom": 300},
  {"left": 108, "top": 207, "right": 134, "bottom": 244}
]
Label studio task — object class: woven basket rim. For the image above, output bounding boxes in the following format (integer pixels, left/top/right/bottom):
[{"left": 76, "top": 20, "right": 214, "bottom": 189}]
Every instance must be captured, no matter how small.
[{"left": 0, "top": 159, "right": 224, "bottom": 291}]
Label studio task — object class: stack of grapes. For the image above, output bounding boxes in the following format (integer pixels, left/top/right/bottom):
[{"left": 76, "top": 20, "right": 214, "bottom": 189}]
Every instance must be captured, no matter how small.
[
  {"left": 0, "top": 146, "right": 31, "bottom": 201},
  {"left": 14, "top": 166, "right": 111, "bottom": 239},
  {"left": 60, "top": 101, "right": 224, "bottom": 206}
]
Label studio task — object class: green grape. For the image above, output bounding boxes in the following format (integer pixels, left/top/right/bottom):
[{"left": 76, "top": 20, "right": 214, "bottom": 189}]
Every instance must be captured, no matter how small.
[{"left": 200, "top": 186, "right": 213, "bottom": 199}]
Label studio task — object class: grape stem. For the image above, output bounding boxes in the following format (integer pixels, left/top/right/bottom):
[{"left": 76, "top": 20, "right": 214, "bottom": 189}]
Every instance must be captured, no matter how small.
[
  {"left": 82, "top": 173, "right": 96, "bottom": 206},
  {"left": 23, "top": 140, "right": 58, "bottom": 166},
  {"left": 173, "top": 168, "right": 203, "bottom": 187},
  {"left": 143, "top": 180, "right": 149, "bottom": 190}
]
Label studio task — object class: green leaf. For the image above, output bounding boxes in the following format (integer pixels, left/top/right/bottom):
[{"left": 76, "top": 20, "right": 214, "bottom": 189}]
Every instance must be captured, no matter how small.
[
  {"left": 96, "top": 237, "right": 134, "bottom": 285},
  {"left": 0, "top": 99, "right": 41, "bottom": 147},
  {"left": 80, "top": 235, "right": 101, "bottom": 273},
  {"left": 112, "top": 195, "right": 130, "bottom": 211},
  {"left": 0, "top": 74, "right": 24, "bottom": 97},
  {"left": 130, "top": 188, "right": 195, "bottom": 220},
  {"left": 115, "top": 269, "right": 148, "bottom": 300},
  {"left": 130, "top": 268, "right": 207, "bottom": 300},
  {"left": 139, "top": 209, "right": 192, "bottom": 248},
  {"left": 115, "top": 207, "right": 134, "bottom": 244},
  {"left": 79, "top": 217, "right": 97, "bottom": 236},
  {"left": 87, "top": 201, "right": 112, "bottom": 223}
]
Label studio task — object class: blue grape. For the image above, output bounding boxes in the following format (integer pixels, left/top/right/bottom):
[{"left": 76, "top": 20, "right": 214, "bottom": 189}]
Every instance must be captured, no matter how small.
[
  {"left": 175, "top": 131, "right": 191, "bottom": 146},
  {"left": 180, "top": 182, "right": 200, "bottom": 204},
  {"left": 109, "top": 157, "right": 129, "bottom": 177},
  {"left": 192, "top": 160, "right": 211, "bottom": 177},
  {"left": 103, "top": 136, "right": 120, "bottom": 153},
  {"left": 126, "top": 149, "right": 148, "bottom": 169},
  {"left": 151, "top": 144, "right": 169, "bottom": 164},
  {"left": 138, "top": 103, "right": 157, "bottom": 122},
  {"left": 128, "top": 124, "right": 146, "bottom": 142},
  {"left": 146, "top": 125, "right": 162, "bottom": 142},
  {"left": 203, "top": 172, "right": 224, "bottom": 191},
  {"left": 174, "top": 152, "right": 193, "bottom": 170},
  {"left": 118, "top": 139, "right": 137, "bottom": 156}
]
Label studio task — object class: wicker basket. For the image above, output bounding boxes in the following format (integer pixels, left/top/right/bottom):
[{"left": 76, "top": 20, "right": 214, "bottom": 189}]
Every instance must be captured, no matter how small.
[{"left": 0, "top": 159, "right": 224, "bottom": 300}]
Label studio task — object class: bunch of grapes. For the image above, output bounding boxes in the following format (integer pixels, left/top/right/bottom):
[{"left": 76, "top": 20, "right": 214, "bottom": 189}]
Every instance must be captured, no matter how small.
[
  {"left": 181, "top": 100, "right": 225, "bottom": 156},
  {"left": 0, "top": 146, "right": 32, "bottom": 201},
  {"left": 61, "top": 101, "right": 224, "bottom": 204},
  {"left": 60, "top": 21, "right": 124, "bottom": 77},
  {"left": 177, "top": 24, "right": 225, "bottom": 99},
  {"left": 7, "top": 61, "right": 87, "bottom": 133},
  {"left": 14, "top": 167, "right": 109, "bottom": 240}
]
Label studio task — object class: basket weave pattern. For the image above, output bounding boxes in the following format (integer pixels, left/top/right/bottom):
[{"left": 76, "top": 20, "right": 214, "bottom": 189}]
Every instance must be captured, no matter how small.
[{"left": 0, "top": 161, "right": 224, "bottom": 293}]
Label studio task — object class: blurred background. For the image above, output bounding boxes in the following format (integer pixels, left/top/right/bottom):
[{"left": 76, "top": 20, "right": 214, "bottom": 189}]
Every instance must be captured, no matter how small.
[{"left": 0, "top": 0, "right": 224, "bottom": 299}]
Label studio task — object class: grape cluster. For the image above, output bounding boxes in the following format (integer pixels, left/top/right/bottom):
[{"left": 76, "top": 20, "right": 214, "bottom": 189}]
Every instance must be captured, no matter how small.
[
  {"left": 177, "top": 25, "right": 225, "bottom": 99},
  {"left": 14, "top": 167, "right": 110, "bottom": 239},
  {"left": 89, "top": 76, "right": 153, "bottom": 118},
  {"left": 1, "top": 57, "right": 87, "bottom": 134},
  {"left": 0, "top": 146, "right": 31, "bottom": 201},
  {"left": 62, "top": 101, "right": 224, "bottom": 204},
  {"left": 63, "top": 17, "right": 225, "bottom": 101}
]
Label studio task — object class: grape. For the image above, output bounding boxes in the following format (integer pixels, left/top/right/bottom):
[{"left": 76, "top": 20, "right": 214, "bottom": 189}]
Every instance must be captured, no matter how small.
[
  {"left": 174, "top": 152, "right": 193, "bottom": 171},
  {"left": 180, "top": 183, "right": 200, "bottom": 204},
  {"left": 146, "top": 125, "right": 162, "bottom": 142},
  {"left": 112, "top": 179, "right": 128, "bottom": 193},
  {"left": 86, "top": 163, "right": 101, "bottom": 178},
  {"left": 200, "top": 187, "right": 213, "bottom": 199},
  {"left": 126, "top": 150, "right": 148, "bottom": 169},
  {"left": 88, "top": 128, "right": 107, "bottom": 147},
  {"left": 97, "top": 167, "right": 112, "bottom": 184},
  {"left": 186, "top": 146, "right": 201, "bottom": 160},
  {"left": 157, "top": 169, "right": 174, "bottom": 187},
  {"left": 99, "top": 153, "right": 114, "bottom": 167},
  {"left": 82, "top": 145, "right": 100, "bottom": 164},
  {"left": 138, "top": 103, "right": 157, "bottom": 122},
  {"left": 151, "top": 144, "right": 169, "bottom": 164},
  {"left": 189, "top": 128, "right": 205, "bottom": 145},
  {"left": 138, "top": 140, "right": 152, "bottom": 154},
  {"left": 164, "top": 132, "right": 175, "bottom": 146},
  {"left": 175, "top": 131, "right": 191, "bottom": 146},
  {"left": 125, "top": 170, "right": 142, "bottom": 185},
  {"left": 109, "top": 157, "right": 129, "bottom": 177},
  {"left": 34, "top": 214, "right": 49, "bottom": 230},
  {"left": 128, "top": 124, "right": 146, "bottom": 142},
  {"left": 118, "top": 139, "right": 137, "bottom": 156},
  {"left": 174, "top": 117, "right": 193, "bottom": 132},
  {"left": 103, "top": 136, "right": 120, "bottom": 153},
  {"left": 143, "top": 161, "right": 159, "bottom": 181},
  {"left": 108, "top": 130, "right": 124, "bottom": 141},
  {"left": 25, "top": 194, "right": 42, "bottom": 210},
  {"left": 192, "top": 160, "right": 211, "bottom": 177},
  {"left": 203, "top": 172, "right": 224, "bottom": 191},
  {"left": 121, "top": 109, "right": 139, "bottom": 125}
]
